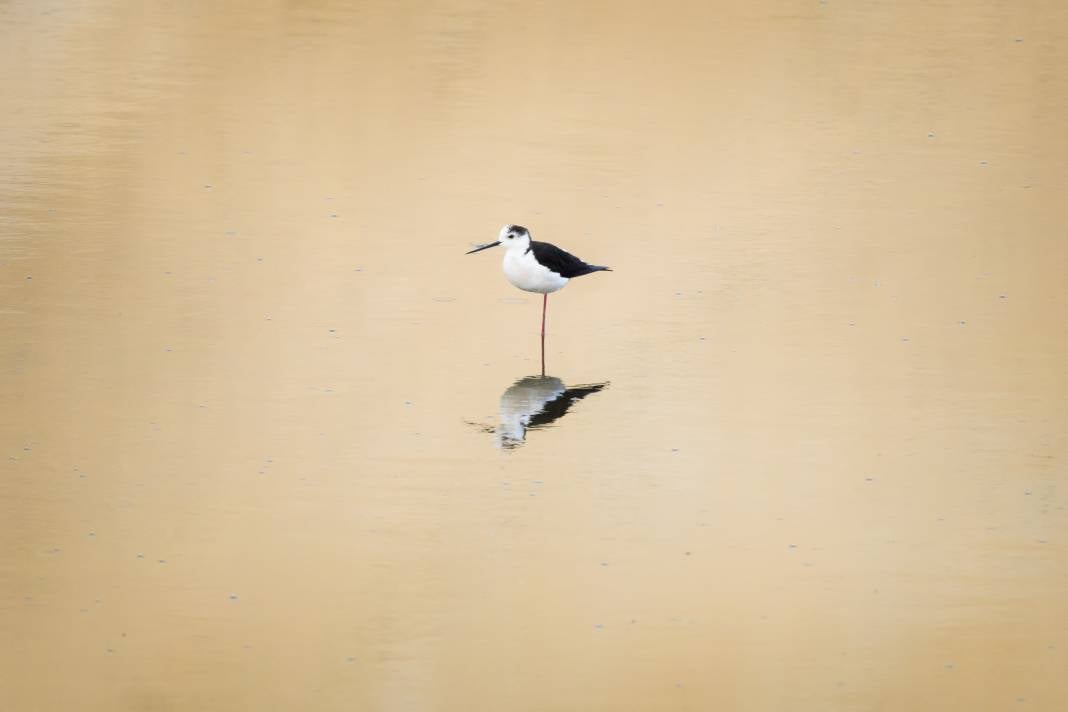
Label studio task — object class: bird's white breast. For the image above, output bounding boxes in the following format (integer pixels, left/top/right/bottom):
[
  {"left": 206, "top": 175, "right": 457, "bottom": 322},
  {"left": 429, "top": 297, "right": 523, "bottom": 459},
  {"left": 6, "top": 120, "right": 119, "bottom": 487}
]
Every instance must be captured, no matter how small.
[{"left": 502, "top": 249, "right": 569, "bottom": 294}]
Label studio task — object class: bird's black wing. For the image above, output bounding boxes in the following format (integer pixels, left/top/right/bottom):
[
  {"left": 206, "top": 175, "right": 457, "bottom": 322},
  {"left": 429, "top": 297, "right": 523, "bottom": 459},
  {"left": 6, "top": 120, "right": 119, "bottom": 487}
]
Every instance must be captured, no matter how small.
[{"left": 529, "top": 241, "right": 610, "bottom": 278}]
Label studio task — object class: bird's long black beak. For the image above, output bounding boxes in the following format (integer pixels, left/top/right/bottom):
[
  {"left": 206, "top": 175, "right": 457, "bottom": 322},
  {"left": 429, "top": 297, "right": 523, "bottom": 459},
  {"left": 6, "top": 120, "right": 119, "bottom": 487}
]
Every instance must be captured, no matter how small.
[{"left": 465, "top": 240, "right": 500, "bottom": 254}]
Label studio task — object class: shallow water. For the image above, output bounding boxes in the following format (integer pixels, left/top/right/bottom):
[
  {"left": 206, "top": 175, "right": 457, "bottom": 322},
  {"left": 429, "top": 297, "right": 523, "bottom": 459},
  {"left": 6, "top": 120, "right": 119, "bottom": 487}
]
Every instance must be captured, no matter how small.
[{"left": 2, "top": 1, "right": 1066, "bottom": 710}]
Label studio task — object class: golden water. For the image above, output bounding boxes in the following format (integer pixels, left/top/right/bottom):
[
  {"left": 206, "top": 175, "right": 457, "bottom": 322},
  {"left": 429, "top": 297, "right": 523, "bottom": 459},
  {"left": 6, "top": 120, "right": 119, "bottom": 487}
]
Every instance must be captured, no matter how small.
[{"left": 2, "top": 1, "right": 1066, "bottom": 710}]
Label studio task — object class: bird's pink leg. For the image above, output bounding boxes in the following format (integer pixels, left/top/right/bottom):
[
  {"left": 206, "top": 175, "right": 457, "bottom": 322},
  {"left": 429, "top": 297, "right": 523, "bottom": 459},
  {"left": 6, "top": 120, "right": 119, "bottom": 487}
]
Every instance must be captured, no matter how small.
[
  {"left": 541, "top": 294, "right": 547, "bottom": 337},
  {"left": 540, "top": 294, "right": 547, "bottom": 376}
]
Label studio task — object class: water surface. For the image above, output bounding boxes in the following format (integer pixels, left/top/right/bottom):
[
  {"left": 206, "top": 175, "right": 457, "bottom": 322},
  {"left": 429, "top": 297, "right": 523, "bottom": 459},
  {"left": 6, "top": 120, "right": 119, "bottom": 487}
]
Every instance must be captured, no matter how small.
[{"left": 2, "top": 1, "right": 1066, "bottom": 710}]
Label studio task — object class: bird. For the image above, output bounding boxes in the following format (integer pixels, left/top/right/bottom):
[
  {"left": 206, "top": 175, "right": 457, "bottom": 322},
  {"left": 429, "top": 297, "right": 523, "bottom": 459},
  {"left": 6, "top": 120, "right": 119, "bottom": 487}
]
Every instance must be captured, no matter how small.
[{"left": 466, "top": 225, "right": 610, "bottom": 372}]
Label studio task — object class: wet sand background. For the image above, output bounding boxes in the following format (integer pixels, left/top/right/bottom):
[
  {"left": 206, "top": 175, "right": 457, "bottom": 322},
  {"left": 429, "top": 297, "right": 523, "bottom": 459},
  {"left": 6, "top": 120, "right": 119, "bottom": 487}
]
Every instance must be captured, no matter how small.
[{"left": 2, "top": 1, "right": 1067, "bottom": 710}]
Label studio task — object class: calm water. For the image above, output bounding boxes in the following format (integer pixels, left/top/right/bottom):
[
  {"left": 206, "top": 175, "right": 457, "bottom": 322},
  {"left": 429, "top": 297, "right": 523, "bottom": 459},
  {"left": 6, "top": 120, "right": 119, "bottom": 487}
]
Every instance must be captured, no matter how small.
[{"left": 2, "top": 1, "right": 1066, "bottom": 710}]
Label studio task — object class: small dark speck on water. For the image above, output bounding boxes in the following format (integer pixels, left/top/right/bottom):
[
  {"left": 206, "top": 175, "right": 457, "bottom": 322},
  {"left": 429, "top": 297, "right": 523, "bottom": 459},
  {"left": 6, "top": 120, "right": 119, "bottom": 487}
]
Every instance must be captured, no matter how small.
[
  {"left": 136, "top": 554, "right": 144, "bottom": 559},
  {"left": 404, "top": 401, "right": 412, "bottom": 406},
  {"left": 959, "top": 320, "right": 967, "bottom": 326},
  {"left": 229, "top": 593, "right": 238, "bottom": 601},
  {"left": 204, "top": 184, "right": 213, "bottom": 188},
  {"left": 346, "top": 656, "right": 355, "bottom": 663},
  {"left": 788, "top": 544, "right": 797, "bottom": 549},
  {"left": 88, "top": 532, "right": 96, "bottom": 537},
  {"left": 158, "top": 559, "right": 167, "bottom": 564},
  {"left": 685, "top": 551, "right": 692, "bottom": 556},
  {"left": 671, "top": 448, "right": 680, "bottom": 453}
]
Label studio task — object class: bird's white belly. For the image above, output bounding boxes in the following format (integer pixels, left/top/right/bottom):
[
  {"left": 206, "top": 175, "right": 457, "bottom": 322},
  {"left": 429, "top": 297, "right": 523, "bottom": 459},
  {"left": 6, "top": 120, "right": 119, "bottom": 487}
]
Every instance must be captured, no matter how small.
[{"left": 503, "top": 251, "right": 569, "bottom": 294}]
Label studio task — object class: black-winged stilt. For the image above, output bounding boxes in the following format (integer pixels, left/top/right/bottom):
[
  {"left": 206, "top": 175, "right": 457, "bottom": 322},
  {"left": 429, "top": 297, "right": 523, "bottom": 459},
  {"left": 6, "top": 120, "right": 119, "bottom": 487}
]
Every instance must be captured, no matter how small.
[{"left": 466, "top": 224, "right": 611, "bottom": 373}]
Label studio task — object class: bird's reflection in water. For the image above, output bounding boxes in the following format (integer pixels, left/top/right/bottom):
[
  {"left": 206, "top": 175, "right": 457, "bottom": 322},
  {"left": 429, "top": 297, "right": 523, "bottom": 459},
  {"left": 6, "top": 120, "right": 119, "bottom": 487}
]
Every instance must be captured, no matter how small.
[{"left": 494, "top": 375, "right": 608, "bottom": 450}]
